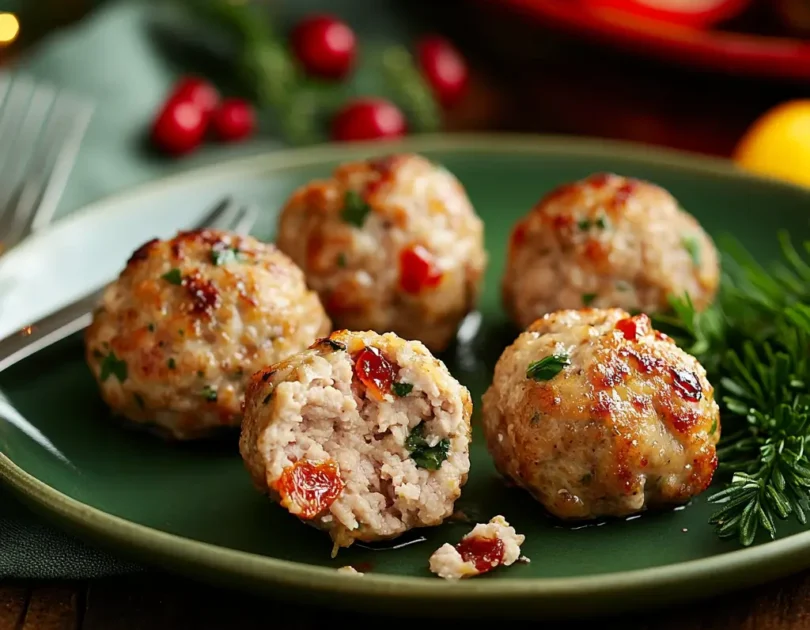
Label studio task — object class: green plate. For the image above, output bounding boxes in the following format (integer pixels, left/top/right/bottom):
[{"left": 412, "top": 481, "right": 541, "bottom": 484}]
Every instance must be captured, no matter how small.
[{"left": 2, "top": 134, "right": 810, "bottom": 619}]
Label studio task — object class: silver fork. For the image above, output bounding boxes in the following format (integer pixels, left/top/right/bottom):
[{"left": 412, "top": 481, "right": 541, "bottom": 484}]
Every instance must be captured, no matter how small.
[
  {"left": 0, "top": 74, "right": 94, "bottom": 256},
  {"left": 0, "top": 196, "right": 258, "bottom": 373}
]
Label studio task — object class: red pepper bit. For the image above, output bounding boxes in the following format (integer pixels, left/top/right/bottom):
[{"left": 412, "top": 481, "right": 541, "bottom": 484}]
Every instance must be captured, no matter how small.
[
  {"left": 670, "top": 367, "right": 703, "bottom": 401},
  {"left": 511, "top": 221, "right": 528, "bottom": 247},
  {"left": 273, "top": 460, "right": 344, "bottom": 520},
  {"left": 399, "top": 245, "right": 443, "bottom": 294},
  {"left": 354, "top": 346, "right": 395, "bottom": 401},
  {"left": 615, "top": 314, "right": 650, "bottom": 342},
  {"left": 456, "top": 535, "right": 505, "bottom": 574}
]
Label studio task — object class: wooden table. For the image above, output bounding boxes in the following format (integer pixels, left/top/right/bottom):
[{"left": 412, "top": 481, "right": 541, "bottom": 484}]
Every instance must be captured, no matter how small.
[{"left": 5, "top": 2, "right": 810, "bottom": 627}]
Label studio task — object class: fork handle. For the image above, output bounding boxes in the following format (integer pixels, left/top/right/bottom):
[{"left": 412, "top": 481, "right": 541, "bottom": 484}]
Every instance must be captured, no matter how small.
[{"left": 0, "top": 287, "right": 102, "bottom": 374}]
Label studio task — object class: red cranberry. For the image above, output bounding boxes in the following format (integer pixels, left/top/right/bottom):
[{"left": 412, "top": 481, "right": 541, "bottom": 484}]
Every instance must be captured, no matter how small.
[
  {"left": 171, "top": 76, "right": 220, "bottom": 116},
  {"left": 331, "top": 98, "right": 406, "bottom": 142},
  {"left": 416, "top": 35, "right": 469, "bottom": 108},
  {"left": 151, "top": 99, "right": 206, "bottom": 156},
  {"left": 291, "top": 14, "right": 356, "bottom": 80},
  {"left": 212, "top": 98, "right": 256, "bottom": 142}
]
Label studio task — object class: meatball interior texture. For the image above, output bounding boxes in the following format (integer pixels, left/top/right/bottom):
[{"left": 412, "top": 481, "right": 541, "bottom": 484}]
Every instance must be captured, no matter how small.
[
  {"left": 85, "top": 229, "right": 331, "bottom": 440},
  {"left": 240, "top": 330, "right": 473, "bottom": 550},
  {"left": 481, "top": 308, "right": 720, "bottom": 520},
  {"left": 503, "top": 173, "right": 720, "bottom": 329},
  {"left": 275, "top": 153, "right": 487, "bottom": 352},
  {"left": 429, "top": 515, "right": 525, "bottom": 580}
]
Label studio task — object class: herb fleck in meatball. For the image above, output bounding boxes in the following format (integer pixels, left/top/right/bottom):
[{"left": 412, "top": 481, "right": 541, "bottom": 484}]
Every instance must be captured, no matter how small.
[
  {"left": 239, "top": 330, "right": 472, "bottom": 551},
  {"left": 276, "top": 154, "right": 487, "bottom": 352},
  {"left": 482, "top": 308, "right": 720, "bottom": 520},
  {"left": 503, "top": 173, "right": 719, "bottom": 329},
  {"left": 85, "top": 229, "right": 330, "bottom": 440}
]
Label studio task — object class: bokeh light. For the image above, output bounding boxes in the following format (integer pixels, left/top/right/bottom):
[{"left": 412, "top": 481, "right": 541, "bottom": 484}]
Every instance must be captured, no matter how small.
[{"left": 0, "top": 13, "right": 20, "bottom": 45}]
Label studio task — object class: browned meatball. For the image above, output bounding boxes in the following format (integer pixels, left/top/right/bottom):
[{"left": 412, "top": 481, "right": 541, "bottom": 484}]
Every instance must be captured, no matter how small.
[
  {"left": 503, "top": 173, "right": 720, "bottom": 329},
  {"left": 275, "top": 154, "right": 487, "bottom": 352},
  {"left": 85, "top": 229, "right": 330, "bottom": 440},
  {"left": 482, "top": 308, "right": 720, "bottom": 520}
]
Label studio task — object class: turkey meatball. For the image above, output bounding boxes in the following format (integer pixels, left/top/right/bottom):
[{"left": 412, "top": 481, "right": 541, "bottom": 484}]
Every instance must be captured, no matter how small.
[
  {"left": 276, "top": 154, "right": 487, "bottom": 352},
  {"left": 239, "top": 329, "right": 472, "bottom": 550},
  {"left": 503, "top": 173, "right": 719, "bottom": 329},
  {"left": 85, "top": 229, "right": 331, "bottom": 440},
  {"left": 481, "top": 308, "right": 720, "bottom": 520}
]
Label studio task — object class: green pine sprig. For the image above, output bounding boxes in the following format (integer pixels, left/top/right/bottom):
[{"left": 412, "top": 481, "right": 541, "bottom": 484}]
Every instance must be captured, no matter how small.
[{"left": 655, "top": 231, "right": 810, "bottom": 546}]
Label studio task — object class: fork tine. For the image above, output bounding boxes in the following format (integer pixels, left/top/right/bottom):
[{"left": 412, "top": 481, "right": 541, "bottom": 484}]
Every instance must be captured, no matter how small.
[
  {"left": 230, "top": 205, "right": 259, "bottom": 236},
  {"left": 25, "top": 92, "right": 93, "bottom": 233}
]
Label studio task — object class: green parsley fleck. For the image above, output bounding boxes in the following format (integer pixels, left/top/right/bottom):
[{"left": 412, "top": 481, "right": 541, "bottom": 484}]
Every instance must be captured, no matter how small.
[
  {"left": 582, "top": 293, "right": 597, "bottom": 306},
  {"left": 594, "top": 215, "right": 608, "bottom": 229},
  {"left": 343, "top": 190, "right": 371, "bottom": 227},
  {"left": 263, "top": 392, "right": 273, "bottom": 405},
  {"left": 526, "top": 353, "right": 570, "bottom": 381},
  {"left": 530, "top": 412, "right": 542, "bottom": 426},
  {"left": 336, "top": 252, "right": 347, "bottom": 268},
  {"left": 147, "top": 323, "right": 155, "bottom": 332},
  {"left": 710, "top": 417, "right": 718, "bottom": 434},
  {"left": 99, "top": 351, "right": 128, "bottom": 383},
  {"left": 134, "top": 393, "right": 145, "bottom": 409},
  {"left": 197, "top": 370, "right": 205, "bottom": 378},
  {"left": 405, "top": 423, "right": 450, "bottom": 470},
  {"left": 202, "top": 385, "right": 218, "bottom": 402},
  {"left": 581, "top": 473, "right": 593, "bottom": 484},
  {"left": 162, "top": 268, "right": 183, "bottom": 285},
  {"left": 682, "top": 235, "right": 701, "bottom": 266},
  {"left": 323, "top": 339, "right": 347, "bottom": 352},
  {"left": 92, "top": 349, "right": 103, "bottom": 360},
  {"left": 211, "top": 246, "right": 240, "bottom": 266},
  {"left": 392, "top": 382, "right": 414, "bottom": 397},
  {"left": 578, "top": 219, "right": 591, "bottom": 231},
  {"left": 167, "top": 358, "right": 176, "bottom": 370}
]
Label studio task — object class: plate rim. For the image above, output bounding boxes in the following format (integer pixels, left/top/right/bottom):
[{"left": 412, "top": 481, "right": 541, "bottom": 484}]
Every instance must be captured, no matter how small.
[{"left": 3, "top": 132, "right": 810, "bottom": 612}]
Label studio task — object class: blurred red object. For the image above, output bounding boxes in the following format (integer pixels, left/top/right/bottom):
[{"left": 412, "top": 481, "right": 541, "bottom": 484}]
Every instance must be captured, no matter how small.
[
  {"left": 479, "top": 0, "right": 810, "bottom": 81},
  {"left": 582, "top": 0, "right": 751, "bottom": 28}
]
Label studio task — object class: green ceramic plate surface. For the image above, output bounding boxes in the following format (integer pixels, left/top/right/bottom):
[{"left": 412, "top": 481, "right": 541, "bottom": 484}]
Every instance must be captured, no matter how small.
[{"left": 2, "top": 134, "right": 810, "bottom": 619}]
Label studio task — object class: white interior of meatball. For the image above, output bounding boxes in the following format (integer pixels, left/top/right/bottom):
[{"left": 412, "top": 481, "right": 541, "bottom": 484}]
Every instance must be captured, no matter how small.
[{"left": 261, "top": 345, "right": 469, "bottom": 541}]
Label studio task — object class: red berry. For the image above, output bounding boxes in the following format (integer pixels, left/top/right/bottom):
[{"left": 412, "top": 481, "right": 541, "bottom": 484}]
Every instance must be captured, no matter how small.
[
  {"left": 416, "top": 35, "right": 469, "bottom": 108},
  {"left": 151, "top": 99, "right": 206, "bottom": 156},
  {"left": 170, "top": 76, "right": 220, "bottom": 116},
  {"left": 331, "top": 98, "right": 406, "bottom": 142},
  {"left": 212, "top": 98, "right": 256, "bottom": 142},
  {"left": 291, "top": 14, "right": 356, "bottom": 80},
  {"left": 399, "top": 245, "right": 443, "bottom": 294}
]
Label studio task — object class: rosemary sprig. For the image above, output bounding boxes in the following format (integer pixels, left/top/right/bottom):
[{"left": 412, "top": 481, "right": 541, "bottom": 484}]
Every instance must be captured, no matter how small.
[{"left": 656, "top": 231, "right": 810, "bottom": 546}]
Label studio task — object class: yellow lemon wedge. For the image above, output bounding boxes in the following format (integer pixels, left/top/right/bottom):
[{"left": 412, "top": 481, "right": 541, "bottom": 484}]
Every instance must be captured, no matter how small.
[{"left": 734, "top": 100, "right": 810, "bottom": 187}]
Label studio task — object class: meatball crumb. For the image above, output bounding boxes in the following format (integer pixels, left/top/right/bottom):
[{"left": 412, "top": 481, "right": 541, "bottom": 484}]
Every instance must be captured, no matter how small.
[
  {"left": 428, "top": 516, "right": 525, "bottom": 580},
  {"left": 337, "top": 566, "right": 364, "bottom": 575}
]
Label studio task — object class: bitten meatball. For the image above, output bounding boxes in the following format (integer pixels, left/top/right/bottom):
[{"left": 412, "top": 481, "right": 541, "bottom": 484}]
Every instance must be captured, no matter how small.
[
  {"left": 239, "top": 330, "right": 472, "bottom": 550},
  {"left": 276, "top": 154, "right": 487, "bottom": 352},
  {"left": 85, "top": 229, "right": 331, "bottom": 440},
  {"left": 503, "top": 173, "right": 719, "bottom": 329},
  {"left": 481, "top": 308, "right": 720, "bottom": 520}
]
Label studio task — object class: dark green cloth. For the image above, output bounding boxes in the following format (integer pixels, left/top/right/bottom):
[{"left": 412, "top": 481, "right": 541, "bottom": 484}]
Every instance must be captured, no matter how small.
[{"left": 0, "top": 0, "right": 423, "bottom": 578}]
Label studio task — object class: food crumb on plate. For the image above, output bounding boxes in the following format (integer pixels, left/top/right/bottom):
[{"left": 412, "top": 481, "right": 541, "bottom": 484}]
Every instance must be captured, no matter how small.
[
  {"left": 337, "top": 565, "right": 364, "bottom": 575},
  {"left": 428, "top": 515, "right": 526, "bottom": 580}
]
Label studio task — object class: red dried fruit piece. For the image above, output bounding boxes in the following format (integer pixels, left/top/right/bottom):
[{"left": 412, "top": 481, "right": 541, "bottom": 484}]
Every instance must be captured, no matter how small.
[
  {"left": 456, "top": 535, "right": 506, "bottom": 574},
  {"left": 671, "top": 367, "right": 703, "bottom": 401},
  {"left": 354, "top": 346, "right": 395, "bottom": 401},
  {"left": 274, "top": 460, "right": 344, "bottom": 519},
  {"left": 615, "top": 314, "right": 650, "bottom": 342},
  {"left": 399, "top": 244, "right": 443, "bottom": 294}
]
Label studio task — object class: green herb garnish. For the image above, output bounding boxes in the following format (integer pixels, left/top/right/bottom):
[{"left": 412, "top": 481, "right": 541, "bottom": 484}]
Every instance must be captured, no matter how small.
[
  {"left": 343, "top": 190, "right": 371, "bottom": 227},
  {"left": 323, "top": 339, "right": 347, "bottom": 352},
  {"left": 594, "top": 215, "right": 607, "bottom": 229},
  {"left": 582, "top": 293, "right": 597, "bottom": 306},
  {"left": 393, "top": 382, "right": 414, "bottom": 397},
  {"left": 526, "top": 354, "right": 570, "bottom": 381},
  {"left": 162, "top": 268, "right": 183, "bottom": 285},
  {"left": 405, "top": 423, "right": 450, "bottom": 470},
  {"left": 167, "top": 358, "right": 176, "bottom": 370},
  {"left": 211, "top": 246, "right": 240, "bottom": 265},
  {"left": 653, "top": 231, "right": 810, "bottom": 546},
  {"left": 336, "top": 252, "right": 347, "bottom": 268},
  {"left": 202, "top": 386, "right": 218, "bottom": 402},
  {"left": 263, "top": 393, "right": 273, "bottom": 405},
  {"left": 99, "top": 351, "right": 127, "bottom": 383},
  {"left": 682, "top": 235, "right": 702, "bottom": 266},
  {"left": 134, "top": 393, "right": 145, "bottom": 409},
  {"left": 147, "top": 323, "right": 155, "bottom": 332},
  {"left": 577, "top": 219, "right": 590, "bottom": 231}
]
